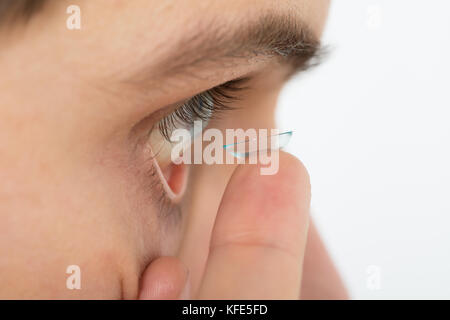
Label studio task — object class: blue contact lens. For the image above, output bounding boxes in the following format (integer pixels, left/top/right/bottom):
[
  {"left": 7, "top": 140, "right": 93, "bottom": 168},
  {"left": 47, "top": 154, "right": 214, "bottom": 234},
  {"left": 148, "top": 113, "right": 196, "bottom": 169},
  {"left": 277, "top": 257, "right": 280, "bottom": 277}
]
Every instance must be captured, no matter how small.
[{"left": 223, "top": 131, "right": 293, "bottom": 158}]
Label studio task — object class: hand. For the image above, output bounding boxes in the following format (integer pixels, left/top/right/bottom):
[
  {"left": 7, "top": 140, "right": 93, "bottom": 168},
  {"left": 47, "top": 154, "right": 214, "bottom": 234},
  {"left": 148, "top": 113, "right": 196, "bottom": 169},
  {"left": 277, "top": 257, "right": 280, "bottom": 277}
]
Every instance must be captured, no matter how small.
[{"left": 138, "top": 152, "right": 310, "bottom": 299}]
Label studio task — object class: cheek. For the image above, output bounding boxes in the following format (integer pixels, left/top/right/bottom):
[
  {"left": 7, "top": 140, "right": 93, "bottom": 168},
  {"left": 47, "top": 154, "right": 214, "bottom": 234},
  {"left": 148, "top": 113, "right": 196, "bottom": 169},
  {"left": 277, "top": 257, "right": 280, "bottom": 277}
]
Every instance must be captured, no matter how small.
[
  {"left": 0, "top": 139, "right": 183, "bottom": 299},
  {"left": 0, "top": 168, "right": 135, "bottom": 298},
  {"left": 97, "top": 146, "right": 185, "bottom": 258},
  {"left": 123, "top": 142, "right": 187, "bottom": 256},
  {"left": 58, "top": 146, "right": 186, "bottom": 298}
]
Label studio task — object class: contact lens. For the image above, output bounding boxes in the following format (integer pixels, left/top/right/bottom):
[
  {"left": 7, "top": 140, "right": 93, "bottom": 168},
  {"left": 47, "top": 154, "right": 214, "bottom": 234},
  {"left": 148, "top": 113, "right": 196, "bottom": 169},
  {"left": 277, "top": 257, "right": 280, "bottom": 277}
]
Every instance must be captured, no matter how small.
[{"left": 223, "top": 131, "right": 293, "bottom": 159}]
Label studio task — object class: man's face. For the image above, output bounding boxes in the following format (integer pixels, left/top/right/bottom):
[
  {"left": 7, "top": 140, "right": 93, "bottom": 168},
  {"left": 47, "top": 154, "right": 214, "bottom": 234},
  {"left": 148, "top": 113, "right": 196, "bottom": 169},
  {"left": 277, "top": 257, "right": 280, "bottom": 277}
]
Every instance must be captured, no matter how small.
[{"left": 0, "top": 0, "right": 329, "bottom": 298}]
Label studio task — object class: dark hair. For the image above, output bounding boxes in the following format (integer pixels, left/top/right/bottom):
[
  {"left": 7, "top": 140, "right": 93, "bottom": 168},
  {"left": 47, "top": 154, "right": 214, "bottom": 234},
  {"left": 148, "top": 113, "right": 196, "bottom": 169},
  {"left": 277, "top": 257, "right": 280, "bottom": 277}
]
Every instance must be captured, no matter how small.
[{"left": 0, "top": 0, "right": 46, "bottom": 24}]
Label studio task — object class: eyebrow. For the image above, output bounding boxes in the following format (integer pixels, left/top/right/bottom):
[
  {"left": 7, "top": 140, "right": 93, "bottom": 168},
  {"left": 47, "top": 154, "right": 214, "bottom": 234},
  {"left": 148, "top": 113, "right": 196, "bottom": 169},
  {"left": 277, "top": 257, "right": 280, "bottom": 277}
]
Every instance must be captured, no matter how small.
[{"left": 126, "top": 12, "right": 324, "bottom": 89}]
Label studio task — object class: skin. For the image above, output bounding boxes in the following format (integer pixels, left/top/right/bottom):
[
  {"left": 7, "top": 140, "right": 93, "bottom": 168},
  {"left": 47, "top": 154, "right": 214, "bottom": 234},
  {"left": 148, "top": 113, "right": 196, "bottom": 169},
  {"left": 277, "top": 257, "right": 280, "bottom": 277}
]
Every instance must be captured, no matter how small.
[{"left": 0, "top": 0, "right": 347, "bottom": 299}]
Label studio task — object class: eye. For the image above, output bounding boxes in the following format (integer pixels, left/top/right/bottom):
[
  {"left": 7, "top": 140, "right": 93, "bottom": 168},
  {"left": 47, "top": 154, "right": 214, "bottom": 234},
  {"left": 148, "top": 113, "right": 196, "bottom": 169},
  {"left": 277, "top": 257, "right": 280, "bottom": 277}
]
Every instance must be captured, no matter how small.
[
  {"left": 156, "top": 78, "right": 248, "bottom": 142},
  {"left": 145, "top": 78, "right": 248, "bottom": 200}
]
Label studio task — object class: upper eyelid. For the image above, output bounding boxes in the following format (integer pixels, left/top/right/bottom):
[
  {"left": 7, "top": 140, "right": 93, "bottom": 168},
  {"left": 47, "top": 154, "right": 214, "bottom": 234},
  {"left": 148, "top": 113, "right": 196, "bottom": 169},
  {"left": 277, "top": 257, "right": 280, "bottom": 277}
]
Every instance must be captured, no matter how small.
[
  {"left": 129, "top": 80, "right": 243, "bottom": 155},
  {"left": 155, "top": 78, "right": 250, "bottom": 141},
  {"left": 158, "top": 77, "right": 249, "bottom": 122}
]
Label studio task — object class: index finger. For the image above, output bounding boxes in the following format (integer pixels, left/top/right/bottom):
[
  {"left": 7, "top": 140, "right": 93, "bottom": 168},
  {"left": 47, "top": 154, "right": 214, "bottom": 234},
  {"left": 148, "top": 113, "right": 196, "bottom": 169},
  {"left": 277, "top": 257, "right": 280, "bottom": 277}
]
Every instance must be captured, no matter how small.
[{"left": 198, "top": 152, "right": 311, "bottom": 299}]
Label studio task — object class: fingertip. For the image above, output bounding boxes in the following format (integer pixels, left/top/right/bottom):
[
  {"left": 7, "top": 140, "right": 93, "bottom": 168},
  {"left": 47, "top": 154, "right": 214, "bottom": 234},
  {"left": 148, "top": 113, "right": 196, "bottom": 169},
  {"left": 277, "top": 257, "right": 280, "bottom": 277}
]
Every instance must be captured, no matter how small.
[
  {"left": 211, "top": 151, "right": 311, "bottom": 255},
  {"left": 199, "top": 152, "right": 312, "bottom": 299},
  {"left": 138, "top": 257, "right": 189, "bottom": 300},
  {"left": 230, "top": 151, "right": 311, "bottom": 204}
]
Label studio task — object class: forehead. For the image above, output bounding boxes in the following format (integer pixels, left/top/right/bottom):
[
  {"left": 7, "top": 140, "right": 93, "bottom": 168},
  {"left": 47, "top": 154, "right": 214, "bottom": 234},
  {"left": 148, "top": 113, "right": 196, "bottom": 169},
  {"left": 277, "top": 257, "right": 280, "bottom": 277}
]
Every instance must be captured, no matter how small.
[
  {"left": 1, "top": 0, "right": 329, "bottom": 112},
  {"left": 40, "top": 0, "right": 329, "bottom": 74},
  {"left": 57, "top": 0, "right": 329, "bottom": 44}
]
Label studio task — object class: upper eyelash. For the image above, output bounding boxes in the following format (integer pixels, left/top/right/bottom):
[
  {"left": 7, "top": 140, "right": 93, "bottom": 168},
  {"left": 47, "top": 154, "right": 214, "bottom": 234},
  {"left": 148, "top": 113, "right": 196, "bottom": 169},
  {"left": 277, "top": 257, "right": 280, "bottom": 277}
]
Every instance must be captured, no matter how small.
[{"left": 157, "top": 78, "right": 248, "bottom": 141}]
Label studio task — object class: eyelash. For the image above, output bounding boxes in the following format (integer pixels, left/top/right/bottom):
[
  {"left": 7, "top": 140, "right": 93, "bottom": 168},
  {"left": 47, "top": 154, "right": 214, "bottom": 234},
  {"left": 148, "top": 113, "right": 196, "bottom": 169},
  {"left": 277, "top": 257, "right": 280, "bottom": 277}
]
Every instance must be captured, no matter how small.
[{"left": 156, "top": 78, "right": 248, "bottom": 141}]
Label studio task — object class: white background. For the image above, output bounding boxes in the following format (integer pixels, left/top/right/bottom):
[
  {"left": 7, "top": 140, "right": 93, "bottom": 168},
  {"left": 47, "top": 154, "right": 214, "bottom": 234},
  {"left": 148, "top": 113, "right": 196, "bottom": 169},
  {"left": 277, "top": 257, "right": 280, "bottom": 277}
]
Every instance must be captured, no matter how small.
[{"left": 278, "top": 0, "right": 450, "bottom": 299}]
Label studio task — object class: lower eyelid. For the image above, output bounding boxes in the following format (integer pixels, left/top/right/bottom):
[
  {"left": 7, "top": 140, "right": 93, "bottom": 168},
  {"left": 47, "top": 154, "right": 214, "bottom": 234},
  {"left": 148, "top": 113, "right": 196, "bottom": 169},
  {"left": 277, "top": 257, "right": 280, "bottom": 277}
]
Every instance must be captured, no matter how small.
[
  {"left": 139, "top": 147, "right": 183, "bottom": 223},
  {"left": 151, "top": 154, "right": 188, "bottom": 202}
]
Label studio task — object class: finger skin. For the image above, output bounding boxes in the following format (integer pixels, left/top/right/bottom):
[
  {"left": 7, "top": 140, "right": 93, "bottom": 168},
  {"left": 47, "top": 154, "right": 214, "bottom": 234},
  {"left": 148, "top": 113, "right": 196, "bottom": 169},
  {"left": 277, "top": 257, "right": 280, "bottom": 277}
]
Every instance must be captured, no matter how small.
[
  {"left": 300, "top": 222, "right": 349, "bottom": 299},
  {"left": 198, "top": 152, "right": 311, "bottom": 299},
  {"left": 138, "top": 257, "right": 189, "bottom": 300}
]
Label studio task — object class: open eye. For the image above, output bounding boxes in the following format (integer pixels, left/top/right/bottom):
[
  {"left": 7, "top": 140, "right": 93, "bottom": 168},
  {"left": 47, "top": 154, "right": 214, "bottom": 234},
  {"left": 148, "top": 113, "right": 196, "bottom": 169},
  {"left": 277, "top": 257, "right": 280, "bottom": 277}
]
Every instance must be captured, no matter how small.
[
  {"left": 156, "top": 78, "right": 248, "bottom": 142},
  {"left": 145, "top": 78, "right": 248, "bottom": 200}
]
